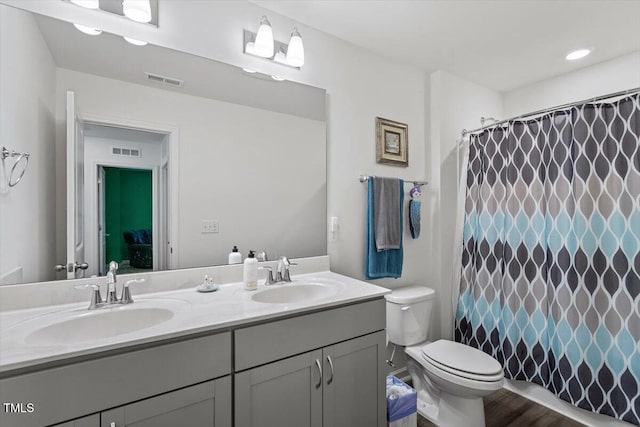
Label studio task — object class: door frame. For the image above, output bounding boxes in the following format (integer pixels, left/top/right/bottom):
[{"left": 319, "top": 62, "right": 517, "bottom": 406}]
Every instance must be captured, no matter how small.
[{"left": 80, "top": 112, "right": 180, "bottom": 273}]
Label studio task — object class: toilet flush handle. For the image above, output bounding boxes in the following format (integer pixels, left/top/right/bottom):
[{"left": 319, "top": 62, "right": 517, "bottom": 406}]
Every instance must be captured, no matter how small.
[{"left": 401, "top": 306, "right": 411, "bottom": 311}]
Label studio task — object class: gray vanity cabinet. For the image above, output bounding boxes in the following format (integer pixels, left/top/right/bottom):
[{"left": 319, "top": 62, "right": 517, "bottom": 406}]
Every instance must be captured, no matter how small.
[
  {"left": 51, "top": 415, "right": 99, "bottom": 427},
  {"left": 235, "top": 350, "right": 323, "bottom": 427},
  {"left": 322, "top": 332, "right": 385, "bottom": 427},
  {"left": 234, "top": 299, "right": 387, "bottom": 427},
  {"left": 100, "top": 377, "right": 231, "bottom": 427},
  {"left": 235, "top": 331, "right": 385, "bottom": 427}
]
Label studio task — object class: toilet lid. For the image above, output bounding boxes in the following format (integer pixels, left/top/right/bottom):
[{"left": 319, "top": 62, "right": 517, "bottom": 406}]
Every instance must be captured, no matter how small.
[{"left": 421, "top": 340, "right": 503, "bottom": 377}]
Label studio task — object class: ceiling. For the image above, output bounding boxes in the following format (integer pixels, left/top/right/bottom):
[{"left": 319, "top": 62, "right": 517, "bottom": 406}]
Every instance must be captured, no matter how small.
[{"left": 253, "top": 0, "right": 640, "bottom": 92}]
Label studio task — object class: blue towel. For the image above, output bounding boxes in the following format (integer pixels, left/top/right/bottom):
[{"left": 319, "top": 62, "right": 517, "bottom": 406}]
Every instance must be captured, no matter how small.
[
  {"left": 366, "top": 178, "right": 403, "bottom": 279},
  {"left": 409, "top": 199, "right": 421, "bottom": 239}
]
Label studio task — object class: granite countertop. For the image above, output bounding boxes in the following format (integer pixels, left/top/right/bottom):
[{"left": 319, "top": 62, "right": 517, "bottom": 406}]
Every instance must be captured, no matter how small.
[{"left": 0, "top": 271, "right": 390, "bottom": 374}]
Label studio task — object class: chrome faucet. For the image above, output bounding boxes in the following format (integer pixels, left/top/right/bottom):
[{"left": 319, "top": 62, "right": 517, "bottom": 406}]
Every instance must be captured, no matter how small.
[
  {"left": 75, "top": 261, "right": 142, "bottom": 309},
  {"left": 105, "top": 261, "right": 119, "bottom": 304},
  {"left": 276, "top": 256, "right": 297, "bottom": 283}
]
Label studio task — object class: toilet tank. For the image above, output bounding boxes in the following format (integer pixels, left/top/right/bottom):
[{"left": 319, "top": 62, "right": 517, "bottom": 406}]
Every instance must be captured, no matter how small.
[{"left": 385, "top": 286, "right": 436, "bottom": 346}]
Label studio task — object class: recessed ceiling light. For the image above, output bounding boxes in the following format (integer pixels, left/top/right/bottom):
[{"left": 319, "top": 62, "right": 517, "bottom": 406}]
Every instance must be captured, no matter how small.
[
  {"left": 242, "top": 68, "right": 257, "bottom": 74},
  {"left": 73, "top": 23, "right": 102, "bottom": 36},
  {"left": 566, "top": 49, "right": 590, "bottom": 61},
  {"left": 124, "top": 36, "right": 148, "bottom": 46}
]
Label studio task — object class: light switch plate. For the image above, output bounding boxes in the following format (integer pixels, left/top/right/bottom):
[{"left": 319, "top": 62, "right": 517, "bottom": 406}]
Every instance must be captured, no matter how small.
[{"left": 201, "top": 220, "right": 219, "bottom": 234}]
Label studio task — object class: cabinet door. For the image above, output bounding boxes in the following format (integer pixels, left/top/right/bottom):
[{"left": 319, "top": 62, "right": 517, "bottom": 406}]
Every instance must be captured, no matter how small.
[
  {"left": 100, "top": 377, "right": 231, "bottom": 427},
  {"left": 235, "top": 349, "right": 323, "bottom": 427},
  {"left": 50, "top": 414, "right": 99, "bottom": 427},
  {"left": 322, "top": 331, "right": 386, "bottom": 427}
]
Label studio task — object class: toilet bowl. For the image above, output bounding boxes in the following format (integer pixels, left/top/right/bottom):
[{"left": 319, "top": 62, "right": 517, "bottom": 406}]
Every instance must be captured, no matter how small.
[{"left": 385, "top": 286, "right": 504, "bottom": 427}]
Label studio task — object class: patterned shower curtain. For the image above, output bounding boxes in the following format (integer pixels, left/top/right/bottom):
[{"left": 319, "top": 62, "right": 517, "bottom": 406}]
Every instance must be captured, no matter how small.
[{"left": 455, "top": 93, "right": 640, "bottom": 425}]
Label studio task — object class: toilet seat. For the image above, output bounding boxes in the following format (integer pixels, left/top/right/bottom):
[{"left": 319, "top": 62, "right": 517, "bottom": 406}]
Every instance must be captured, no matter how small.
[{"left": 421, "top": 340, "right": 503, "bottom": 382}]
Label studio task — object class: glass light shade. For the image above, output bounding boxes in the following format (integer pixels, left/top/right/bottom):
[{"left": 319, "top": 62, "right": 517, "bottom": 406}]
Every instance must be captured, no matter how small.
[
  {"left": 73, "top": 23, "right": 102, "bottom": 36},
  {"left": 286, "top": 28, "right": 304, "bottom": 67},
  {"left": 254, "top": 16, "right": 274, "bottom": 58},
  {"left": 124, "top": 36, "right": 148, "bottom": 46},
  {"left": 273, "top": 50, "right": 287, "bottom": 64},
  {"left": 565, "top": 49, "right": 590, "bottom": 60},
  {"left": 245, "top": 41, "right": 256, "bottom": 55},
  {"left": 70, "top": 0, "right": 99, "bottom": 9},
  {"left": 123, "top": 0, "right": 152, "bottom": 23}
]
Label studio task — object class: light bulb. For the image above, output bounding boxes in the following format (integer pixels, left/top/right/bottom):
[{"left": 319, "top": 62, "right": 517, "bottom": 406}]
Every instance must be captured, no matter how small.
[
  {"left": 286, "top": 27, "right": 304, "bottom": 67},
  {"left": 254, "top": 16, "right": 274, "bottom": 58},
  {"left": 274, "top": 50, "right": 287, "bottom": 64},
  {"left": 70, "top": 0, "right": 99, "bottom": 9},
  {"left": 124, "top": 36, "right": 148, "bottom": 46},
  {"left": 73, "top": 23, "right": 102, "bottom": 36},
  {"left": 123, "top": 0, "right": 152, "bottom": 23}
]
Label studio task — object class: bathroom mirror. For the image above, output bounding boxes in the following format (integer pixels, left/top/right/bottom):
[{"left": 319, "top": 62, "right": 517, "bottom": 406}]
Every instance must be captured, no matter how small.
[{"left": 0, "top": 4, "right": 327, "bottom": 285}]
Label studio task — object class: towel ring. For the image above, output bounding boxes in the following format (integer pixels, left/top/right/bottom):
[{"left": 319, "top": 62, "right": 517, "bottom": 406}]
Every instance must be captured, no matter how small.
[{"left": 2, "top": 147, "right": 30, "bottom": 188}]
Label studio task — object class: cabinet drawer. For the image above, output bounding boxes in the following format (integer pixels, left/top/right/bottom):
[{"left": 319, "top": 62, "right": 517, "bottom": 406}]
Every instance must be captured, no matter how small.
[
  {"left": 1, "top": 332, "right": 231, "bottom": 427},
  {"left": 235, "top": 299, "right": 385, "bottom": 371}
]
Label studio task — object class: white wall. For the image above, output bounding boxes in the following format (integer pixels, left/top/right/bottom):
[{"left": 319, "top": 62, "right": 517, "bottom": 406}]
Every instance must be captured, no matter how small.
[
  {"left": 0, "top": 6, "right": 56, "bottom": 285},
  {"left": 427, "top": 70, "right": 503, "bottom": 340},
  {"left": 56, "top": 68, "right": 327, "bottom": 271},
  {"left": 504, "top": 51, "right": 640, "bottom": 117}
]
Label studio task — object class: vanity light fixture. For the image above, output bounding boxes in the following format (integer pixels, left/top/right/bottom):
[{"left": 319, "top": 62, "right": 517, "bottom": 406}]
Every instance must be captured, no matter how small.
[
  {"left": 271, "top": 75, "right": 286, "bottom": 82},
  {"left": 286, "top": 27, "right": 304, "bottom": 67},
  {"left": 243, "top": 18, "right": 305, "bottom": 69},
  {"left": 123, "top": 0, "right": 152, "bottom": 23},
  {"left": 565, "top": 49, "right": 590, "bottom": 60},
  {"left": 242, "top": 68, "right": 257, "bottom": 74},
  {"left": 73, "top": 23, "right": 102, "bottom": 35},
  {"left": 254, "top": 16, "right": 274, "bottom": 58},
  {"left": 70, "top": 0, "right": 99, "bottom": 9},
  {"left": 124, "top": 36, "right": 148, "bottom": 46}
]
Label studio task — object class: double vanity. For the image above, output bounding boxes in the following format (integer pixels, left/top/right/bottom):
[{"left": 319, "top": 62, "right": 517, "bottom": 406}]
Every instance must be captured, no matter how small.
[{"left": 0, "top": 260, "right": 390, "bottom": 427}]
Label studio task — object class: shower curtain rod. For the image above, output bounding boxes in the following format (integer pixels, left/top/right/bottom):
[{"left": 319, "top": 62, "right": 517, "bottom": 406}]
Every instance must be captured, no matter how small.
[{"left": 461, "top": 86, "right": 640, "bottom": 137}]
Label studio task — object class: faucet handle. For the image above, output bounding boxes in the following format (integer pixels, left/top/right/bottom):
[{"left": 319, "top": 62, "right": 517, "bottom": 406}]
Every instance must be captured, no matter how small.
[
  {"left": 121, "top": 278, "right": 144, "bottom": 304},
  {"left": 259, "top": 266, "right": 276, "bottom": 285},
  {"left": 109, "top": 260, "right": 119, "bottom": 271},
  {"left": 74, "top": 284, "right": 103, "bottom": 309}
]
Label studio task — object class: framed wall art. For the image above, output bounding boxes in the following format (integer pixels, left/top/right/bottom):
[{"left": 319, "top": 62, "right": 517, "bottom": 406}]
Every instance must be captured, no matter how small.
[{"left": 376, "top": 117, "right": 408, "bottom": 167}]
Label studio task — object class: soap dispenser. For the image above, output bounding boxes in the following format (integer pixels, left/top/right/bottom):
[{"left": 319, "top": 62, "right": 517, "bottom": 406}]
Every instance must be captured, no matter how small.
[
  {"left": 228, "top": 246, "right": 242, "bottom": 264},
  {"left": 243, "top": 250, "right": 258, "bottom": 291}
]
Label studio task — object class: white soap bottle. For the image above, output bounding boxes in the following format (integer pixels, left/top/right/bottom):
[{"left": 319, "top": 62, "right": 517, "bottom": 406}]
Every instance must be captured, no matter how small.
[
  {"left": 228, "top": 246, "right": 242, "bottom": 264},
  {"left": 243, "top": 250, "right": 258, "bottom": 291}
]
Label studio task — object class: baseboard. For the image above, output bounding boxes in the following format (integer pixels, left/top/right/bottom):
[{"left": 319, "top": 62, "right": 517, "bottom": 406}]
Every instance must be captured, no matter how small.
[{"left": 503, "top": 379, "right": 635, "bottom": 427}]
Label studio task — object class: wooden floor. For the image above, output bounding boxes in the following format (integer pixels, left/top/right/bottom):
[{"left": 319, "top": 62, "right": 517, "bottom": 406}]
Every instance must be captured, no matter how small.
[{"left": 417, "top": 389, "right": 586, "bottom": 427}]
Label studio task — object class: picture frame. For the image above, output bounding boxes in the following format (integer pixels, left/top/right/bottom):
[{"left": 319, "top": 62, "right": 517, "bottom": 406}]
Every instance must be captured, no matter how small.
[{"left": 376, "top": 117, "right": 408, "bottom": 167}]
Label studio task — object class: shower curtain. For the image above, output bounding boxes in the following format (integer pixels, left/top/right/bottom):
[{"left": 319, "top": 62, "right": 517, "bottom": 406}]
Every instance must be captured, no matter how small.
[{"left": 454, "top": 93, "right": 640, "bottom": 425}]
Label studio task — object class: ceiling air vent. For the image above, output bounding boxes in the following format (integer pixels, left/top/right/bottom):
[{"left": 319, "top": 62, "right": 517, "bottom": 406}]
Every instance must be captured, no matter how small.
[
  {"left": 145, "top": 72, "right": 184, "bottom": 87},
  {"left": 112, "top": 147, "right": 141, "bottom": 157}
]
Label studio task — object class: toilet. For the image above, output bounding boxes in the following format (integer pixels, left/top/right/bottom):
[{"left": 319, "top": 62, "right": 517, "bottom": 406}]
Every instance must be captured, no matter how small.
[{"left": 385, "top": 286, "right": 504, "bottom": 427}]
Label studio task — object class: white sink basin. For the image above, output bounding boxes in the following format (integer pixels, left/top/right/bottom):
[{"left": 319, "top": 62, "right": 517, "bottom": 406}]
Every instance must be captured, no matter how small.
[
  {"left": 251, "top": 283, "right": 336, "bottom": 304},
  {"left": 25, "top": 306, "right": 174, "bottom": 346}
]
